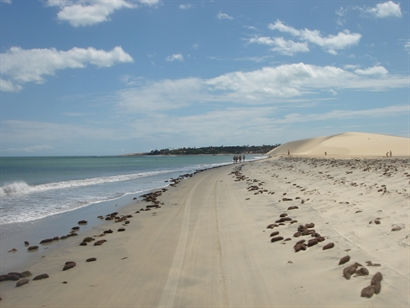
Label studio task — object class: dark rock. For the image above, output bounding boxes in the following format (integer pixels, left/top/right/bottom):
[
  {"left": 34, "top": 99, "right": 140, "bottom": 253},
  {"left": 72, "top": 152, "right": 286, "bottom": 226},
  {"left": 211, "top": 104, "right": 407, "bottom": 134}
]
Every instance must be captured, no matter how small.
[
  {"left": 20, "top": 271, "right": 32, "bottom": 278},
  {"left": 270, "top": 231, "right": 279, "bottom": 237},
  {"left": 279, "top": 213, "right": 288, "bottom": 217},
  {"left": 371, "top": 272, "right": 383, "bottom": 284},
  {"left": 282, "top": 198, "right": 293, "bottom": 201},
  {"left": 355, "top": 267, "right": 369, "bottom": 276},
  {"left": 4, "top": 273, "right": 21, "bottom": 281},
  {"left": 117, "top": 228, "right": 126, "bottom": 232},
  {"left": 63, "top": 261, "right": 76, "bottom": 271},
  {"left": 391, "top": 225, "right": 402, "bottom": 231},
  {"left": 24, "top": 241, "right": 29, "bottom": 247},
  {"left": 322, "top": 242, "right": 334, "bottom": 250},
  {"left": 82, "top": 237, "right": 94, "bottom": 243},
  {"left": 78, "top": 220, "right": 87, "bottom": 225},
  {"left": 16, "top": 278, "right": 29, "bottom": 287},
  {"left": 86, "top": 257, "right": 97, "bottom": 262},
  {"left": 27, "top": 245, "right": 39, "bottom": 251},
  {"left": 294, "top": 242, "right": 307, "bottom": 252},
  {"left": 293, "top": 232, "right": 301, "bottom": 237},
  {"left": 372, "top": 281, "right": 381, "bottom": 294},
  {"left": 365, "top": 261, "right": 381, "bottom": 267},
  {"left": 94, "top": 239, "right": 106, "bottom": 246},
  {"left": 338, "top": 255, "right": 350, "bottom": 265},
  {"left": 343, "top": 263, "right": 361, "bottom": 279},
  {"left": 316, "top": 236, "right": 325, "bottom": 242},
  {"left": 266, "top": 224, "right": 277, "bottom": 229},
  {"left": 271, "top": 236, "right": 284, "bottom": 242},
  {"left": 16, "top": 277, "right": 31, "bottom": 288},
  {"left": 103, "top": 229, "right": 113, "bottom": 234},
  {"left": 40, "top": 238, "right": 54, "bottom": 244},
  {"left": 305, "top": 223, "right": 315, "bottom": 228},
  {"left": 71, "top": 226, "right": 80, "bottom": 231},
  {"left": 307, "top": 238, "right": 319, "bottom": 247},
  {"left": 33, "top": 273, "right": 49, "bottom": 280},
  {"left": 8, "top": 248, "right": 17, "bottom": 253},
  {"left": 97, "top": 215, "right": 104, "bottom": 219},
  {"left": 361, "top": 286, "right": 375, "bottom": 298},
  {"left": 287, "top": 206, "right": 298, "bottom": 210},
  {"left": 80, "top": 242, "right": 87, "bottom": 246}
]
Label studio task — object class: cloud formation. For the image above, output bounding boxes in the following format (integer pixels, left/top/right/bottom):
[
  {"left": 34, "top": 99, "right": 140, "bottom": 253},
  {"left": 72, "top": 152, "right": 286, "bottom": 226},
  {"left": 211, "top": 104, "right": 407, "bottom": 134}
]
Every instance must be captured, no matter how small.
[
  {"left": 217, "top": 11, "right": 233, "bottom": 20},
  {"left": 117, "top": 63, "right": 408, "bottom": 113},
  {"left": 268, "top": 20, "right": 361, "bottom": 54},
  {"left": 248, "top": 36, "right": 309, "bottom": 56},
  {"left": 47, "top": 0, "right": 159, "bottom": 27},
  {"left": 166, "top": 53, "right": 184, "bottom": 62},
  {"left": 368, "top": 1, "right": 401, "bottom": 18},
  {"left": 0, "top": 46, "right": 133, "bottom": 92}
]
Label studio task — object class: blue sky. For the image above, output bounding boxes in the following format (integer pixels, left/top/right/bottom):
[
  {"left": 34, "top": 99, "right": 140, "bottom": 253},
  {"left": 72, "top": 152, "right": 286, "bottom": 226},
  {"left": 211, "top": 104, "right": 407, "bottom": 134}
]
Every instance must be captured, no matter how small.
[{"left": 0, "top": 0, "right": 409, "bottom": 155}]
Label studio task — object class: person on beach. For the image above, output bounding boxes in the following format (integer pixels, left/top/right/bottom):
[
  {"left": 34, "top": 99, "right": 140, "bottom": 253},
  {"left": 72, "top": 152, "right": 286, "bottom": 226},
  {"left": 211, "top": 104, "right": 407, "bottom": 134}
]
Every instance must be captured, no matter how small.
[{"left": 242, "top": 155, "right": 245, "bottom": 161}]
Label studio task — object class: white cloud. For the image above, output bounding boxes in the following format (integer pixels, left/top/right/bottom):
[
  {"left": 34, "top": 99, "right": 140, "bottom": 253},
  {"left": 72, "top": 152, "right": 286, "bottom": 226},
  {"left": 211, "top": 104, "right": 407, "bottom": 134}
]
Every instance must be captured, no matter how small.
[
  {"left": 368, "top": 1, "right": 401, "bottom": 18},
  {"left": 0, "top": 46, "right": 133, "bottom": 92},
  {"left": 404, "top": 40, "right": 410, "bottom": 53},
  {"left": 0, "top": 0, "right": 12, "bottom": 4},
  {"left": 268, "top": 20, "right": 361, "bottom": 54},
  {"left": 166, "top": 53, "right": 184, "bottom": 62},
  {"left": 354, "top": 66, "right": 388, "bottom": 76},
  {"left": 116, "top": 63, "right": 409, "bottom": 113},
  {"left": 217, "top": 11, "right": 233, "bottom": 20},
  {"left": 178, "top": 3, "right": 192, "bottom": 10},
  {"left": 47, "top": 0, "right": 159, "bottom": 27},
  {"left": 248, "top": 36, "right": 309, "bottom": 56}
]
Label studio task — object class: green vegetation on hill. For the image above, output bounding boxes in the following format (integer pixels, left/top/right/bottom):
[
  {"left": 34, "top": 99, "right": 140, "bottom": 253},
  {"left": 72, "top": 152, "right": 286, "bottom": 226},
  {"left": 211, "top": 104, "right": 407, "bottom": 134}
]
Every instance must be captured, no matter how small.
[{"left": 145, "top": 145, "right": 279, "bottom": 155}]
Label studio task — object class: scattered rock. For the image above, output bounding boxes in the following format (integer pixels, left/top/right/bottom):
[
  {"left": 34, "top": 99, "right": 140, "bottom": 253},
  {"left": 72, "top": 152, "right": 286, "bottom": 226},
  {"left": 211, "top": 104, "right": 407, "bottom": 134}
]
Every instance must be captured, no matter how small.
[
  {"left": 365, "top": 261, "right": 381, "bottom": 267},
  {"left": 343, "top": 263, "right": 361, "bottom": 279},
  {"left": 305, "top": 223, "right": 315, "bottom": 228},
  {"left": 63, "top": 261, "right": 76, "bottom": 271},
  {"left": 294, "top": 242, "right": 307, "bottom": 252},
  {"left": 24, "top": 241, "right": 29, "bottom": 247},
  {"left": 355, "top": 267, "right": 369, "bottom": 276},
  {"left": 282, "top": 198, "right": 293, "bottom": 201},
  {"left": 33, "top": 273, "right": 49, "bottom": 281},
  {"left": 94, "top": 239, "right": 106, "bottom": 246},
  {"left": 371, "top": 272, "right": 383, "bottom": 284},
  {"left": 20, "top": 271, "right": 32, "bottom": 278},
  {"left": 78, "top": 220, "right": 87, "bottom": 225},
  {"left": 391, "top": 225, "right": 402, "bottom": 232},
  {"left": 27, "top": 245, "right": 39, "bottom": 251},
  {"left": 16, "top": 278, "right": 29, "bottom": 287},
  {"left": 118, "top": 228, "right": 126, "bottom": 232},
  {"left": 271, "top": 236, "right": 284, "bottom": 242},
  {"left": 103, "top": 229, "right": 113, "bottom": 234},
  {"left": 86, "top": 257, "right": 97, "bottom": 262},
  {"left": 307, "top": 238, "right": 319, "bottom": 247},
  {"left": 361, "top": 286, "right": 375, "bottom": 298},
  {"left": 288, "top": 206, "right": 299, "bottom": 210},
  {"left": 270, "top": 231, "right": 279, "bottom": 237},
  {"left": 279, "top": 213, "right": 288, "bottom": 218},
  {"left": 322, "top": 242, "right": 334, "bottom": 250},
  {"left": 338, "top": 255, "right": 350, "bottom": 265},
  {"left": 8, "top": 248, "right": 17, "bottom": 253}
]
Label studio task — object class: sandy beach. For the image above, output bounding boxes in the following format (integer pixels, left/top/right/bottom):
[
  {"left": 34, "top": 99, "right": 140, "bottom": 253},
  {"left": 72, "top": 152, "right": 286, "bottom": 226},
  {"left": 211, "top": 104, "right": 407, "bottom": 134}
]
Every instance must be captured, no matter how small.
[{"left": 0, "top": 133, "right": 409, "bottom": 308}]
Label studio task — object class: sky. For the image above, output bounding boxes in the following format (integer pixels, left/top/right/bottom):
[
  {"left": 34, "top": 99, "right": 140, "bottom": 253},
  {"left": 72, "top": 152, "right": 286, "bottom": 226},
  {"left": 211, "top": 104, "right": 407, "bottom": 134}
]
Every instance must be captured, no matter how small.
[{"left": 0, "top": 0, "right": 409, "bottom": 156}]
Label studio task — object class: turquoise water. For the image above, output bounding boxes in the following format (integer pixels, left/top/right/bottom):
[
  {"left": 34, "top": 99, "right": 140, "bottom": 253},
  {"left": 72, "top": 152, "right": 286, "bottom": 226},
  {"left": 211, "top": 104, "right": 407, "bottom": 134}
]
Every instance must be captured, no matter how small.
[{"left": 0, "top": 155, "right": 262, "bottom": 225}]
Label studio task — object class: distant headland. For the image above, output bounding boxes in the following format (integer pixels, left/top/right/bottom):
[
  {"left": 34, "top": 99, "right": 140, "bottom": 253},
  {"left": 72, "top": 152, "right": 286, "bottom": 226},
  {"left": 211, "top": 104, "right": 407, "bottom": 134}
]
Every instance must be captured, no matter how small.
[{"left": 125, "top": 145, "right": 280, "bottom": 156}]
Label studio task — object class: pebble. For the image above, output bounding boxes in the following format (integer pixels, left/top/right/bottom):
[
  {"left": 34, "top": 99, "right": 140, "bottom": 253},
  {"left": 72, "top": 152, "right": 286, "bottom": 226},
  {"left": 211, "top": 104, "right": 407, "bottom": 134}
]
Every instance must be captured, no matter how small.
[
  {"left": 338, "top": 255, "right": 350, "bottom": 265},
  {"left": 63, "top": 261, "right": 76, "bottom": 271},
  {"left": 322, "top": 242, "right": 335, "bottom": 250},
  {"left": 33, "top": 273, "right": 49, "bottom": 281},
  {"left": 16, "top": 278, "right": 29, "bottom": 287}
]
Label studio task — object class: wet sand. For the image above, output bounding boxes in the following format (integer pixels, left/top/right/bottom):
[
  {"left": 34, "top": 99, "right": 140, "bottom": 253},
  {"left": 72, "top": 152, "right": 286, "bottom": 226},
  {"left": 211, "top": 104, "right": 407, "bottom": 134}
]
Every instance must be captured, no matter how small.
[{"left": 0, "top": 155, "right": 409, "bottom": 307}]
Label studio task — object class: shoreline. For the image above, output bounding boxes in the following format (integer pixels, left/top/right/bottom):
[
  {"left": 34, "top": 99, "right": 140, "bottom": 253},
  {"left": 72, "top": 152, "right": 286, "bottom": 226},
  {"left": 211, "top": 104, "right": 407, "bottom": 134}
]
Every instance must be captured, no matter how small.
[{"left": 0, "top": 157, "right": 408, "bottom": 307}]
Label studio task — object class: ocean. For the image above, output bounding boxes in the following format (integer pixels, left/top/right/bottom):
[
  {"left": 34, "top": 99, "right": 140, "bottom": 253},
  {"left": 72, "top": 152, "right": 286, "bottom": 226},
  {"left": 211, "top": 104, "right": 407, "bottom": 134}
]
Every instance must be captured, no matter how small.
[{"left": 0, "top": 155, "right": 262, "bottom": 225}]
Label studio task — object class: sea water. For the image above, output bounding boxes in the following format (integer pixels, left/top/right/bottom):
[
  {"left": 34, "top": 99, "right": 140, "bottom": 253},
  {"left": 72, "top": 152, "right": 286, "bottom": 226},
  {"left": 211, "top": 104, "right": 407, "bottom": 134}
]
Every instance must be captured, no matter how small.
[{"left": 0, "top": 155, "right": 263, "bottom": 225}]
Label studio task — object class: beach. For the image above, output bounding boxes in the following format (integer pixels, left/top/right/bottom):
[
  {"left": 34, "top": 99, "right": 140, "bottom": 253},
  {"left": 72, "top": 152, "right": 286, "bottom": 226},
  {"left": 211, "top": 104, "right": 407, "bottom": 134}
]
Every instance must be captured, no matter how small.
[{"left": 0, "top": 133, "right": 409, "bottom": 307}]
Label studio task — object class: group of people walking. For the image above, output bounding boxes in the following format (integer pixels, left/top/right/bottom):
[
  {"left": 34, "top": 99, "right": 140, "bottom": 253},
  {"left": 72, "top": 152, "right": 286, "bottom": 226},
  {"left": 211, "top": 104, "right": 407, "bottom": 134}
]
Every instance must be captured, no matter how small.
[{"left": 233, "top": 154, "right": 245, "bottom": 163}]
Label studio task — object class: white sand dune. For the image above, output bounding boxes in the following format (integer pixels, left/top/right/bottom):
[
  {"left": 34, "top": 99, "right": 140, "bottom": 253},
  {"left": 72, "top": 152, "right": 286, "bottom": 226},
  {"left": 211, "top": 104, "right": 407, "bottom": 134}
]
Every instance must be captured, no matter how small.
[{"left": 268, "top": 132, "right": 410, "bottom": 157}]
